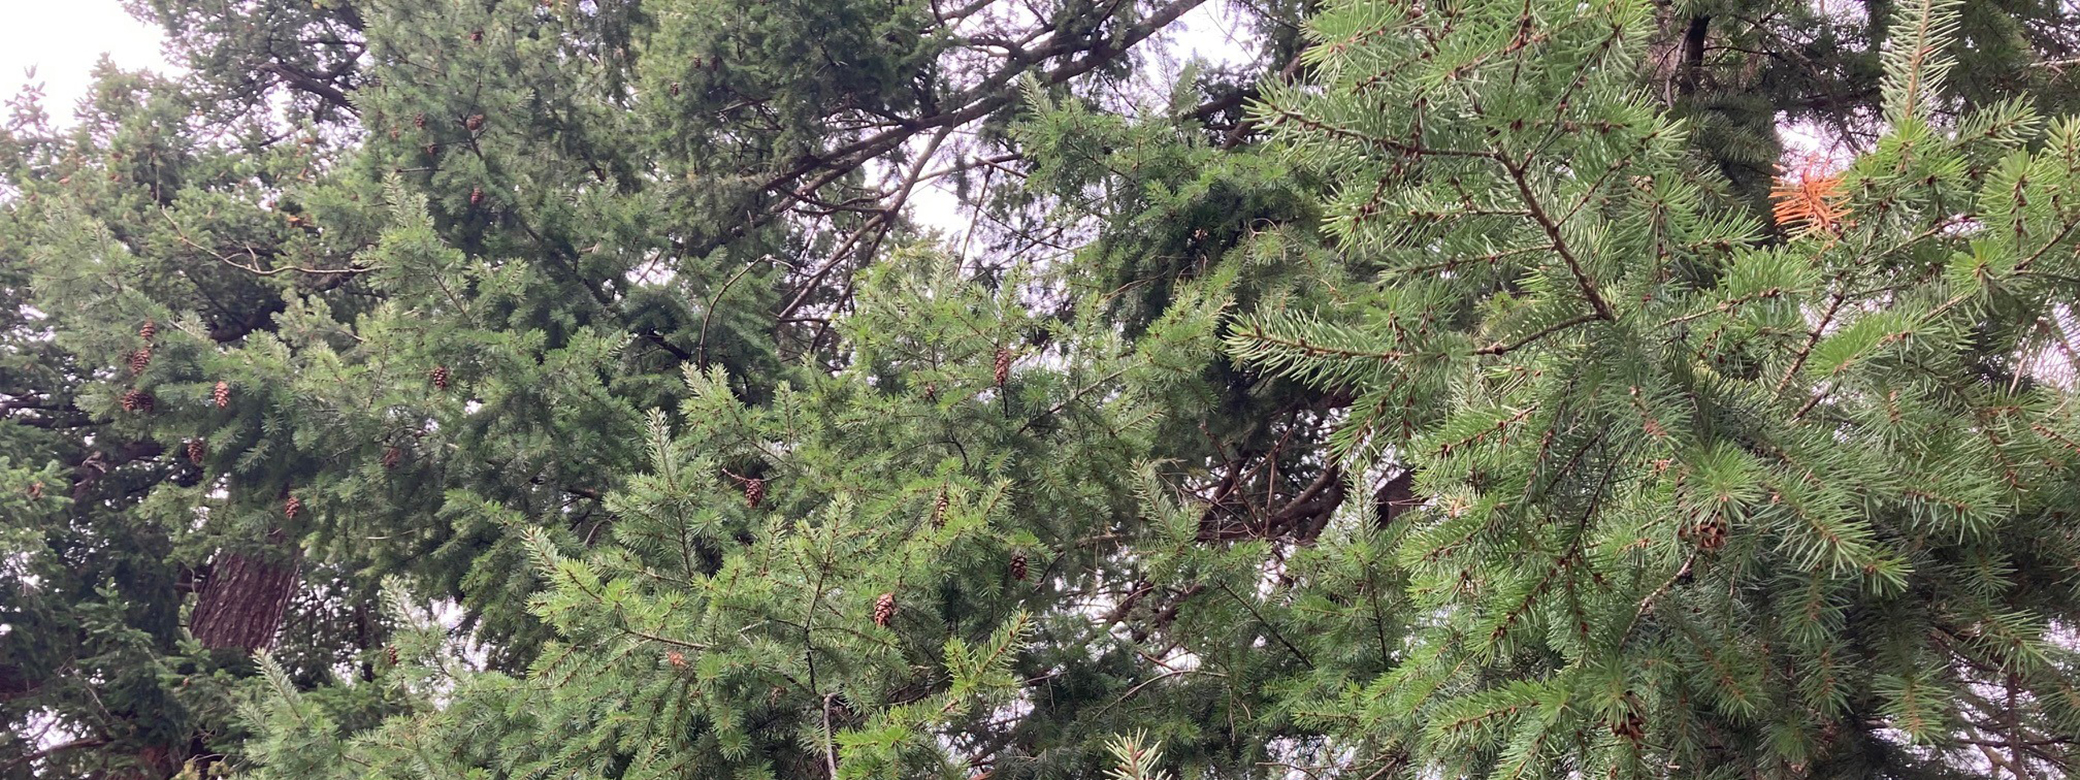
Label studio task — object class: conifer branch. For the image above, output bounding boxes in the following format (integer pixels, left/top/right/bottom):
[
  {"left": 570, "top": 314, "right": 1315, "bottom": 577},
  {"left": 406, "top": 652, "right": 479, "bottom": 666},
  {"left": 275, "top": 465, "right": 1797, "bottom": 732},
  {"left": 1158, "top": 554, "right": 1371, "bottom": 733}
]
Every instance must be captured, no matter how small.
[
  {"left": 1472, "top": 313, "right": 1601, "bottom": 355},
  {"left": 1498, "top": 160, "right": 1615, "bottom": 321}
]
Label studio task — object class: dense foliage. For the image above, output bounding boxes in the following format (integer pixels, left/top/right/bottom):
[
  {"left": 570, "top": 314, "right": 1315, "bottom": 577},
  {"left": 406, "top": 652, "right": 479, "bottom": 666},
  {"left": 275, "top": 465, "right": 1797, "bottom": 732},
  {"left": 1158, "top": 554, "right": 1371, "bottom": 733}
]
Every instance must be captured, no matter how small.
[{"left": 5, "top": 0, "right": 2080, "bottom": 778}]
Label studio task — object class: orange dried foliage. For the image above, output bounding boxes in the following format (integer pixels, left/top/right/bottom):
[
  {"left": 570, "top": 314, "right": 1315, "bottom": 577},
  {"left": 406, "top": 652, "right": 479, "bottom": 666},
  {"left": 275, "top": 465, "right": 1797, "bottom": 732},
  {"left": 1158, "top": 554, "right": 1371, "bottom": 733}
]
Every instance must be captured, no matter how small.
[{"left": 1770, "top": 163, "right": 1852, "bottom": 237}]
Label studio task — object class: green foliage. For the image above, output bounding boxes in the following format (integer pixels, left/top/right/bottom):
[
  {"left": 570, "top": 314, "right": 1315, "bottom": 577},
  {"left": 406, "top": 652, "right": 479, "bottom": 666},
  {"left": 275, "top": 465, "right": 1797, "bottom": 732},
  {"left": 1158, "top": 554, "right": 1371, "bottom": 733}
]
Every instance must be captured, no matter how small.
[{"left": 8, "top": 0, "right": 2080, "bottom": 777}]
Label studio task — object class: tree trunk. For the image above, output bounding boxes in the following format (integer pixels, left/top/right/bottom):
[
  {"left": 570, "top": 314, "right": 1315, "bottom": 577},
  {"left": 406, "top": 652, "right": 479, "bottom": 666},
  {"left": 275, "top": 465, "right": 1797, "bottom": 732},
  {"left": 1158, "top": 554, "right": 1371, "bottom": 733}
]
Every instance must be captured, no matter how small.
[{"left": 188, "top": 530, "right": 300, "bottom": 652}]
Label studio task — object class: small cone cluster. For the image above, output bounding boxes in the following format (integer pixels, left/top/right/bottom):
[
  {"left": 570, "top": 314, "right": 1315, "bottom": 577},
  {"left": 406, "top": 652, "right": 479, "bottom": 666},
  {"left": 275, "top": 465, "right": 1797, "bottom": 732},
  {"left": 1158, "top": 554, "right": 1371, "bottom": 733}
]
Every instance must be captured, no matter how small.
[{"left": 872, "top": 592, "right": 896, "bottom": 627}]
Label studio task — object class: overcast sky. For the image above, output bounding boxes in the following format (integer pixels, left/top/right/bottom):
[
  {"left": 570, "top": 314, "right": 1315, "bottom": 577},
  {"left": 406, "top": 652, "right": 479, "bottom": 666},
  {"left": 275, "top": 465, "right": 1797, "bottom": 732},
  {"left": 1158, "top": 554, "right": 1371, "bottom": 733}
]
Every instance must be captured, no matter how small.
[{"left": 1, "top": 1, "right": 176, "bottom": 119}]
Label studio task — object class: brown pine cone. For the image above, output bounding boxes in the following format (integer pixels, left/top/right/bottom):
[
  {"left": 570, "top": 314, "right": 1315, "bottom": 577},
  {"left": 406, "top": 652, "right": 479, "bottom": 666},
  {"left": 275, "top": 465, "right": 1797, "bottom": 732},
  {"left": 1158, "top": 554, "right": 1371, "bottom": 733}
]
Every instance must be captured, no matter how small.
[
  {"left": 120, "top": 389, "right": 154, "bottom": 413},
  {"left": 138, "top": 319, "right": 157, "bottom": 341},
  {"left": 992, "top": 347, "right": 1012, "bottom": 386},
  {"left": 284, "top": 495, "right": 302, "bottom": 520},
  {"left": 384, "top": 645, "right": 399, "bottom": 665},
  {"left": 128, "top": 347, "right": 152, "bottom": 375},
  {"left": 872, "top": 592, "right": 896, "bottom": 627},
  {"left": 744, "top": 477, "right": 766, "bottom": 508},
  {"left": 931, "top": 488, "right": 949, "bottom": 528},
  {"left": 412, "top": 112, "right": 426, "bottom": 129},
  {"left": 469, "top": 186, "right": 484, "bottom": 206},
  {"left": 186, "top": 438, "right": 207, "bottom": 465},
  {"left": 666, "top": 650, "right": 687, "bottom": 668},
  {"left": 422, "top": 142, "right": 440, "bottom": 156},
  {"left": 1610, "top": 711, "right": 1646, "bottom": 742},
  {"left": 467, "top": 29, "right": 484, "bottom": 43},
  {"left": 465, "top": 113, "right": 485, "bottom": 132},
  {"left": 1009, "top": 551, "right": 1028, "bottom": 582},
  {"left": 430, "top": 365, "right": 453, "bottom": 390},
  {"left": 26, "top": 482, "right": 42, "bottom": 499},
  {"left": 213, "top": 381, "right": 231, "bottom": 408},
  {"left": 382, "top": 447, "right": 403, "bottom": 469}
]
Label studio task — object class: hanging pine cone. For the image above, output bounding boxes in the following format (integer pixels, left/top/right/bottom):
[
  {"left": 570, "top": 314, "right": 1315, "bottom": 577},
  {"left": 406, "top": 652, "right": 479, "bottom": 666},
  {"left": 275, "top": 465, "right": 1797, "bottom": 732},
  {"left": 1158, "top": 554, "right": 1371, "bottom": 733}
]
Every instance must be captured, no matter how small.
[
  {"left": 1689, "top": 517, "right": 1728, "bottom": 551},
  {"left": 430, "top": 365, "right": 453, "bottom": 390},
  {"left": 382, "top": 446, "right": 404, "bottom": 469},
  {"left": 284, "top": 494, "right": 302, "bottom": 520},
  {"left": 138, "top": 319, "right": 157, "bottom": 341},
  {"left": 384, "top": 645, "right": 399, "bottom": 665},
  {"left": 1609, "top": 710, "right": 1646, "bottom": 742},
  {"left": 465, "top": 114, "right": 485, "bottom": 132},
  {"left": 931, "top": 488, "right": 949, "bottom": 528},
  {"left": 872, "top": 592, "right": 896, "bottom": 627},
  {"left": 128, "top": 347, "right": 152, "bottom": 375},
  {"left": 213, "top": 380, "right": 231, "bottom": 408},
  {"left": 120, "top": 389, "right": 154, "bottom": 413},
  {"left": 186, "top": 438, "right": 207, "bottom": 465},
  {"left": 26, "top": 481, "right": 42, "bottom": 499},
  {"left": 992, "top": 347, "right": 1012, "bottom": 386},
  {"left": 422, "top": 142, "right": 440, "bottom": 156},
  {"left": 666, "top": 650, "right": 687, "bottom": 668},
  {"left": 412, "top": 112, "right": 426, "bottom": 129},
  {"left": 744, "top": 477, "right": 766, "bottom": 508},
  {"left": 469, "top": 186, "right": 484, "bottom": 206},
  {"left": 669, "top": 82, "right": 681, "bottom": 96},
  {"left": 468, "top": 29, "right": 484, "bottom": 43},
  {"left": 1009, "top": 551, "right": 1028, "bottom": 582}
]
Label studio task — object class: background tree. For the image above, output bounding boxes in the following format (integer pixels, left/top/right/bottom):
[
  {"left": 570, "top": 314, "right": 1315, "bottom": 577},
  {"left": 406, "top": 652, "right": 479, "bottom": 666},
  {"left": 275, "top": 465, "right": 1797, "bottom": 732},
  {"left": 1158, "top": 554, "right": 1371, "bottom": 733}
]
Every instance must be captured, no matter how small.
[{"left": 7, "top": 0, "right": 2080, "bottom": 777}]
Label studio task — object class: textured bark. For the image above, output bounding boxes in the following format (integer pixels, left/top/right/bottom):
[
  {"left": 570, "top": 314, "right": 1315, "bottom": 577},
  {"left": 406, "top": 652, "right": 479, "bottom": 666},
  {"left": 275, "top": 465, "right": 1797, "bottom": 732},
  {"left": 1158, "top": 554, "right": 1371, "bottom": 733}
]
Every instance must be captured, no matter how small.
[{"left": 188, "top": 531, "right": 300, "bottom": 652}]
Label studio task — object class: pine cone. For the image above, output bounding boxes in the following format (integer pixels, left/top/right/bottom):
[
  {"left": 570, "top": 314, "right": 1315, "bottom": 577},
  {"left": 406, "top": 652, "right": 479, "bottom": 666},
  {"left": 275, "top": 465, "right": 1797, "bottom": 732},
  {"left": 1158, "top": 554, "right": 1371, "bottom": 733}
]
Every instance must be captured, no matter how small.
[
  {"left": 120, "top": 389, "right": 155, "bottom": 413},
  {"left": 213, "top": 381, "right": 231, "bottom": 409},
  {"left": 382, "top": 446, "right": 403, "bottom": 469},
  {"left": 1009, "top": 551, "right": 1028, "bottom": 582},
  {"left": 422, "top": 142, "right": 440, "bottom": 156},
  {"left": 1691, "top": 518, "right": 1727, "bottom": 551},
  {"left": 468, "top": 29, "right": 484, "bottom": 43},
  {"left": 931, "top": 488, "right": 949, "bottom": 528},
  {"left": 26, "top": 481, "right": 42, "bottom": 500},
  {"left": 284, "top": 495, "right": 302, "bottom": 520},
  {"left": 872, "top": 592, "right": 896, "bottom": 627},
  {"left": 412, "top": 112, "right": 426, "bottom": 129},
  {"left": 430, "top": 365, "right": 453, "bottom": 390},
  {"left": 666, "top": 650, "right": 687, "bottom": 668},
  {"left": 992, "top": 347, "right": 1013, "bottom": 386},
  {"left": 128, "top": 347, "right": 152, "bottom": 375},
  {"left": 465, "top": 113, "right": 485, "bottom": 132},
  {"left": 744, "top": 477, "right": 766, "bottom": 508},
  {"left": 138, "top": 319, "right": 157, "bottom": 341},
  {"left": 469, "top": 186, "right": 484, "bottom": 206},
  {"left": 1610, "top": 711, "right": 1646, "bottom": 742},
  {"left": 384, "top": 645, "right": 399, "bottom": 665},
  {"left": 669, "top": 82, "right": 681, "bottom": 96},
  {"left": 186, "top": 438, "right": 207, "bottom": 465}
]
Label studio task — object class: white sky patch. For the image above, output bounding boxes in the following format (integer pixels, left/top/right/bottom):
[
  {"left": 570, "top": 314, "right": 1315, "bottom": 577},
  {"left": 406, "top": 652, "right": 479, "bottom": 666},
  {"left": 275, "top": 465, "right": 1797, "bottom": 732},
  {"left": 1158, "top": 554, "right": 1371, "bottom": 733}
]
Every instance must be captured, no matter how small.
[{"left": 0, "top": 1, "right": 177, "bottom": 119}]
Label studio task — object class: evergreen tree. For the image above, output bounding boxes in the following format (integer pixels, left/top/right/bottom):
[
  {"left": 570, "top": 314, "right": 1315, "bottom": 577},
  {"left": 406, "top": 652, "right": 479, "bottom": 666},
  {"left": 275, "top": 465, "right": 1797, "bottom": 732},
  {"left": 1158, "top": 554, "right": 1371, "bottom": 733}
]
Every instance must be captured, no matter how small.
[
  {"left": 7, "top": 0, "right": 2080, "bottom": 777},
  {"left": 1227, "top": 0, "right": 2080, "bottom": 775}
]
